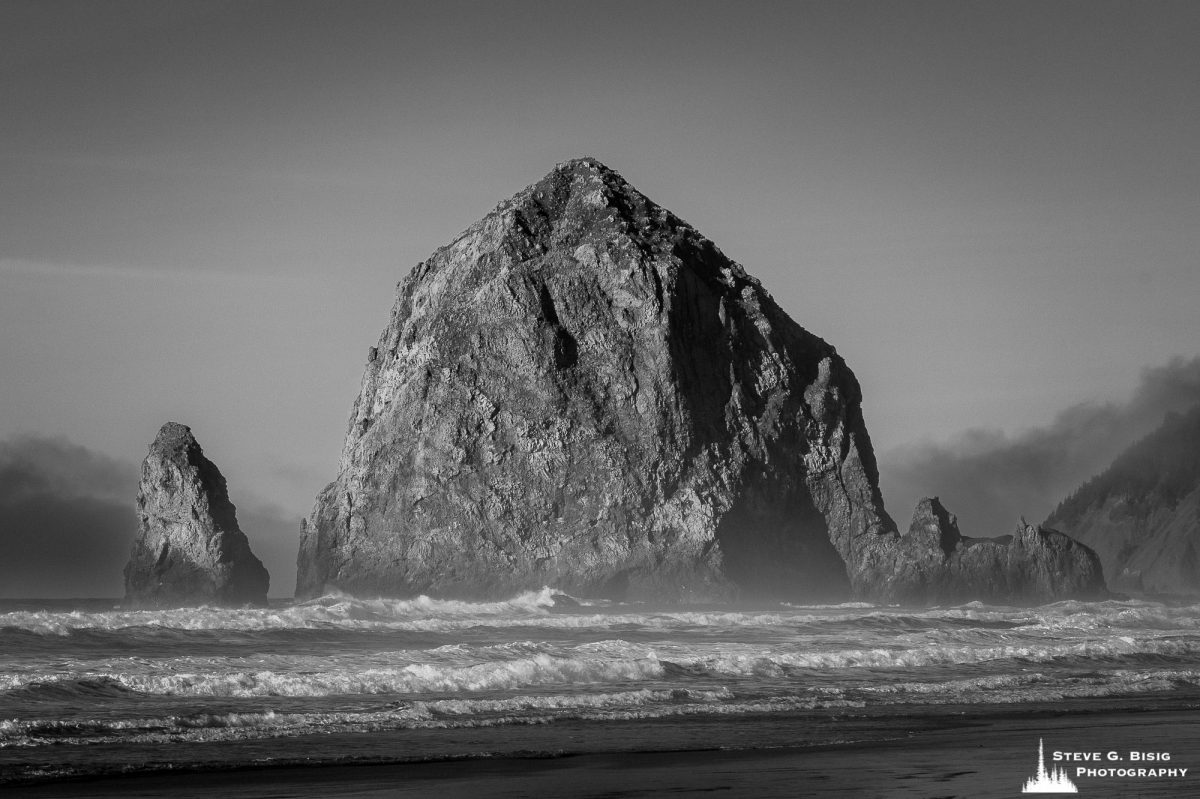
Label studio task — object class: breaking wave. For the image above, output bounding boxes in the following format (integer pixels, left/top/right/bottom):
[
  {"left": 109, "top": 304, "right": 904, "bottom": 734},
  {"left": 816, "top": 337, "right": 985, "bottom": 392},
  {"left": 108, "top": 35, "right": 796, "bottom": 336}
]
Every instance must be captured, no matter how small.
[
  {"left": 5, "top": 635, "right": 1200, "bottom": 701},
  {"left": 3, "top": 591, "right": 1196, "bottom": 642},
  {"left": 5, "top": 666, "right": 1200, "bottom": 750},
  {"left": 4, "top": 591, "right": 1200, "bottom": 781}
]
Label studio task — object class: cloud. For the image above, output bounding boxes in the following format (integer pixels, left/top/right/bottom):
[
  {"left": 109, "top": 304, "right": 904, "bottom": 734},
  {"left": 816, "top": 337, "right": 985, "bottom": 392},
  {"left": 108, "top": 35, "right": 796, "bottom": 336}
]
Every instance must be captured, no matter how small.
[
  {"left": 879, "top": 356, "right": 1200, "bottom": 537},
  {"left": 0, "top": 257, "right": 305, "bottom": 284},
  {"left": 0, "top": 436, "right": 139, "bottom": 598},
  {"left": 0, "top": 434, "right": 301, "bottom": 598}
]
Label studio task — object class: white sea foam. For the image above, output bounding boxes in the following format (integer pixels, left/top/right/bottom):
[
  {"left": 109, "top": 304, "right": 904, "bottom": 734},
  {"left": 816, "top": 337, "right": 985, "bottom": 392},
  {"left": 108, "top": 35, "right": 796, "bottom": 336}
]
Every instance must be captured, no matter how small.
[
  {"left": 8, "top": 662, "right": 1196, "bottom": 751},
  {"left": 5, "top": 593, "right": 1200, "bottom": 771},
  {"left": 0, "top": 688, "right": 863, "bottom": 748},
  {"left": 0, "top": 651, "right": 664, "bottom": 698},
  {"left": 846, "top": 667, "right": 1200, "bottom": 705},
  {"left": 658, "top": 635, "right": 1200, "bottom": 676},
  {"left": 0, "top": 686, "right": 734, "bottom": 737},
  {"left": 5, "top": 630, "right": 1198, "bottom": 703},
  {"left": 0, "top": 587, "right": 563, "bottom": 635},
  {"left": 4, "top": 591, "right": 1197, "bottom": 640}
]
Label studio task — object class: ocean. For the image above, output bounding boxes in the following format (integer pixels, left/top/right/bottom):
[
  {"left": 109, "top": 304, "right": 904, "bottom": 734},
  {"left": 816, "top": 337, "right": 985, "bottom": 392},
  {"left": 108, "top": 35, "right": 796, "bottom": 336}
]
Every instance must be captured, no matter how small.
[{"left": 3, "top": 590, "right": 1200, "bottom": 789}]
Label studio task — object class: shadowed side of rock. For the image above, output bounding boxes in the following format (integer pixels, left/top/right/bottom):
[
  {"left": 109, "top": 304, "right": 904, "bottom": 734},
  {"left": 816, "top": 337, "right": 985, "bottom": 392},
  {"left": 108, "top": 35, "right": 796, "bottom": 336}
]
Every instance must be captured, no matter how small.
[
  {"left": 860, "top": 497, "right": 1107, "bottom": 604},
  {"left": 124, "top": 422, "right": 269, "bottom": 608}
]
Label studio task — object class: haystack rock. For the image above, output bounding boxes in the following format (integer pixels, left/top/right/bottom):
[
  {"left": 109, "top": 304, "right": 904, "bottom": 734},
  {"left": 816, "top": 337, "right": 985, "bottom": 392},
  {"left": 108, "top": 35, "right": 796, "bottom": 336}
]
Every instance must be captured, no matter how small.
[
  {"left": 124, "top": 422, "right": 269, "bottom": 608},
  {"left": 297, "top": 158, "right": 1105, "bottom": 604},
  {"left": 298, "top": 158, "right": 901, "bottom": 602},
  {"left": 861, "top": 497, "right": 1107, "bottom": 604}
]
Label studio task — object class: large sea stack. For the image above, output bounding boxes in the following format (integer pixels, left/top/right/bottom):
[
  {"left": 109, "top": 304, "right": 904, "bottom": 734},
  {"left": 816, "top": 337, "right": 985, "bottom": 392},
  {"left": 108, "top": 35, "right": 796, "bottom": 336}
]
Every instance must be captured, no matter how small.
[
  {"left": 124, "top": 422, "right": 269, "bottom": 608},
  {"left": 1046, "top": 405, "right": 1200, "bottom": 595},
  {"left": 299, "top": 158, "right": 898, "bottom": 602},
  {"left": 298, "top": 158, "right": 1106, "bottom": 604}
]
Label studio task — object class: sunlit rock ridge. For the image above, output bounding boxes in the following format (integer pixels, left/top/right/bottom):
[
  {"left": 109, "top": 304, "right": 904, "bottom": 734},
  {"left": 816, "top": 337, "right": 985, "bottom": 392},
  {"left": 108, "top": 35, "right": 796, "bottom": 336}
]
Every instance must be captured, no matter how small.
[
  {"left": 297, "top": 158, "right": 1103, "bottom": 604},
  {"left": 125, "top": 422, "right": 269, "bottom": 608}
]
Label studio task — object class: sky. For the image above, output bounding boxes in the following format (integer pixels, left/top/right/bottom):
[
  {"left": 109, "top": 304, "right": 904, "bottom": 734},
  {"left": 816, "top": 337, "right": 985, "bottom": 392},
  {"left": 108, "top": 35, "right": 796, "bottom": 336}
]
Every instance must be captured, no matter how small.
[{"left": 2, "top": 0, "right": 1198, "bottom": 597}]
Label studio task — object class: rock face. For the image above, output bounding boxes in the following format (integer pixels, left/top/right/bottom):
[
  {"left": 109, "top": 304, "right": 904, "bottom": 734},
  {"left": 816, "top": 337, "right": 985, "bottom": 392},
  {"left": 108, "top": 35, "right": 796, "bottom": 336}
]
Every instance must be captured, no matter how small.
[
  {"left": 297, "top": 158, "right": 1109, "bottom": 604},
  {"left": 1046, "top": 406, "right": 1200, "bottom": 595},
  {"left": 860, "top": 497, "right": 1107, "bottom": 604},
  {"left": 298, "top": 158, "right": 899, "bottom": 602},
  {"left": 124, "top": 422, "right": 269, "bottom": 608}
]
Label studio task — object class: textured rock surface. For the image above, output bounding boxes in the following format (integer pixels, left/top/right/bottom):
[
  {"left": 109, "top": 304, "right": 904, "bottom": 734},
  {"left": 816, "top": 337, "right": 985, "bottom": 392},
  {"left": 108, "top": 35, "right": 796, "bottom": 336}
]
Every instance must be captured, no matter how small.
[
  {"left": 298, "top": 158, "right": 1109, "bottom": 604},
  {"left": 860, "top": 497, "right": 1107, "bottom": 604},
  {"left": 124, "top": 422, "right": 269, "bottom": 608},
  {"left": 298, "top": 158, "right": 899, "bottom": 602},
  {"left": 1046, "top": 406, "right": 1200, "bottom": 595}
]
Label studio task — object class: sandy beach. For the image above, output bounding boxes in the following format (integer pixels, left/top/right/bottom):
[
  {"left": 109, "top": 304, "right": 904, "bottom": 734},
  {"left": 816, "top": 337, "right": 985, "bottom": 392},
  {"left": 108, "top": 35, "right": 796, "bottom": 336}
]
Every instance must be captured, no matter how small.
[{"left": 8, "top": 705, "right": 1198, "bottom": 798}]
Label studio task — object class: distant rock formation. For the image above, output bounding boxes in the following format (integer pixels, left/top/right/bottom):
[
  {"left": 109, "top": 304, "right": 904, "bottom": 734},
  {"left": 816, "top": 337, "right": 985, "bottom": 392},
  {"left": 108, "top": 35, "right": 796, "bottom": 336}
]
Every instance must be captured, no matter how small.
[
  {"left": 298, "top": 158, "right": 898, "bottom": 602},
  {"left": 861, "top": 497, "right": 1107, "bottom": 604},
  {"left": 1046, "top": 405, "right": 1200, "bottom": 595},
  {"left": 124, "top": 422, "right": 269, "bottom": 608}
]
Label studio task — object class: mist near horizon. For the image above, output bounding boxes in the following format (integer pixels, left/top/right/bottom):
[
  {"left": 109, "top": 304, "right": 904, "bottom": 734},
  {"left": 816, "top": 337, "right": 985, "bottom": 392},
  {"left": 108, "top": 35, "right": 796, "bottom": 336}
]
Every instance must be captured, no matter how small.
[
  {"left": 0, "top": 434, "right": 299, "bottom": 599},
  {"left": 0, "top": 437, "right": 135, "bottom": 598},
  {"left": 880, "top": 355, "right": 1200, "bottom": 539},
  {"left": 2, "top": 355, "right": 1198, "bottom": 599}
]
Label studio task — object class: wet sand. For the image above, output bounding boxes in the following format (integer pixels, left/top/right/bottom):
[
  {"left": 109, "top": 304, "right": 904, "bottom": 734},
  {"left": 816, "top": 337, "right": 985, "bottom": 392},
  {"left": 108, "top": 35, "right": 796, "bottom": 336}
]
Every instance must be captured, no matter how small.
[{"left": 9, "top": 707, "right": 1200, "bottom": 798}]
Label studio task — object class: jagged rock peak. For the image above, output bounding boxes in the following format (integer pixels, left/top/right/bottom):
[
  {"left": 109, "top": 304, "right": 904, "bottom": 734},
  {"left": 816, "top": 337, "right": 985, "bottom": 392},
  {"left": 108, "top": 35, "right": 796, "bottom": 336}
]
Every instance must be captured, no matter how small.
[
  {"left": 124, "top": 422, "right": 269, "bottom": 608},
  {"left": 299, "top": 159, "right": 896, "bottom": 602},
  {"left": 905, "top": 496, "right": 961, "bottom": 556},
  {"left": 856, "top": 496, "right": 1107, "bottom": 605},
  {"left": 419, "top": 156, "right": 757, "bottom": 290}
]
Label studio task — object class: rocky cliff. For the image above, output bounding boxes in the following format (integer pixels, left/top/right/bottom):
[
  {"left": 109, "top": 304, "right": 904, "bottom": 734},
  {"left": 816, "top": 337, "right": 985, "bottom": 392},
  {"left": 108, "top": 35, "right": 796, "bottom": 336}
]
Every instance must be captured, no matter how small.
[
  {"left": 1046, "top": 405, "right": 1200, "bottom": 595},
  {"left": 298, "top": 158, "right": 899, "bottom": 602},
  {"left": 124, "top": 422, "right": 269, "bottom": 607},
  {"left": 298, "top": 158, "right": 1108, "bottom": 604},
  {"left": 860, "top": 497, "right": 1107, "bottom": 604}
]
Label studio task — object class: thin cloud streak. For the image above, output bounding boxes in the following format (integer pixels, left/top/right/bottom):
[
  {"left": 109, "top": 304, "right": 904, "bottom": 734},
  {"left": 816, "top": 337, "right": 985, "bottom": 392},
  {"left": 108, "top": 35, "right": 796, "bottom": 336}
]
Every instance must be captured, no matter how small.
[
  {"left": 0, "top": 257, "right": 308, "bottom": 284},
  {"left": 0, "top": 150, "right": 398, "bottom": 190}
]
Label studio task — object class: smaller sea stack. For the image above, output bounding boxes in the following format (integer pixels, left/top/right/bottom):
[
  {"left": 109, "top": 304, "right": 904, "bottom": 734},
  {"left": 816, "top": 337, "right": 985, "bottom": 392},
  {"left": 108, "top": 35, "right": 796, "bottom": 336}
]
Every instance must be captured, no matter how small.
[
  {"left": 858, "top": 497, "right": 1107, "bottom": 604},
  {"left": 123, "top": 422, "right": 269, "bottom": 608}
]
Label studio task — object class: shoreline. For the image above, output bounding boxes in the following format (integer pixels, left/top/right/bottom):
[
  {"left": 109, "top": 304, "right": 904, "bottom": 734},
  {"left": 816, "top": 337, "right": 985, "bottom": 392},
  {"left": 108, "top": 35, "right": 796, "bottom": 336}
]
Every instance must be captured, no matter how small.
[{"left": 7, "top": 703, "right": 1200, "bottom": 798}]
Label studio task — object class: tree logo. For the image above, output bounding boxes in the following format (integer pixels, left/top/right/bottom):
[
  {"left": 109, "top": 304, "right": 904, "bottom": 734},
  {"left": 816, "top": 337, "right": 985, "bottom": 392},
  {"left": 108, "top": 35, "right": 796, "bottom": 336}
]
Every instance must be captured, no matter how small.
[{"left": 1022, "top": 738, "right": 1079, "bottom": 794}]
